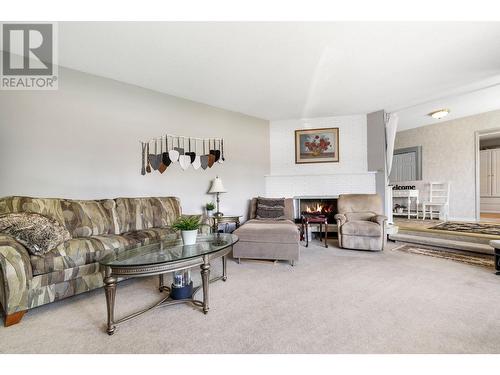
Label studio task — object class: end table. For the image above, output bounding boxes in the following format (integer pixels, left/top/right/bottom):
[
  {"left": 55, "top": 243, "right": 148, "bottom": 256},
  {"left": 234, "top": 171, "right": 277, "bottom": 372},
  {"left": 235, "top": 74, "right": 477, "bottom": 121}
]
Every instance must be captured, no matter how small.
[
  {"left": 211, "top": 215, "right": 241, "bottom": 233},
  {"left": 301, "top": 214, "right": 328, "bottom": 248}
]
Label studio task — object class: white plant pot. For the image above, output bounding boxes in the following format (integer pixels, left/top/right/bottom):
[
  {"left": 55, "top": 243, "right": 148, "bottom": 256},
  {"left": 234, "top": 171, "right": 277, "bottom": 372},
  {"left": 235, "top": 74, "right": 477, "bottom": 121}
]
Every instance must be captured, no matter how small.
[
  {"left": 207, "top": 210, "right": 214, "bottom": 217},
  {"left": 181, "top": 229, "right": 198, "bottom": 245}
]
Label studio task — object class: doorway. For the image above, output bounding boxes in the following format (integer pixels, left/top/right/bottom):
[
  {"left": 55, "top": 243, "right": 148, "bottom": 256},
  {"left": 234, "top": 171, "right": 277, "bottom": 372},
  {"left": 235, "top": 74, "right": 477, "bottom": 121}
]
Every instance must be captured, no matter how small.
[{"left": 476, "top": 129, "right": 500, "bottom": 222}]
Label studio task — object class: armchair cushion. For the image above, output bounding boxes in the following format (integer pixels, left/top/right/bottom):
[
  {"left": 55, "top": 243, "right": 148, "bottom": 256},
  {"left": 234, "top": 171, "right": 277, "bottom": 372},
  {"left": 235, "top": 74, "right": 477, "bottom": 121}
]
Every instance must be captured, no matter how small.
[
  {"left": 341, "top": 220, "right": 382, "bottom": 237},
  {"left": 345, "top": 212, "right": 377, "bottom": 221},
  {"left": 371, "top": 215, "right": 388, "bottom": 226}
]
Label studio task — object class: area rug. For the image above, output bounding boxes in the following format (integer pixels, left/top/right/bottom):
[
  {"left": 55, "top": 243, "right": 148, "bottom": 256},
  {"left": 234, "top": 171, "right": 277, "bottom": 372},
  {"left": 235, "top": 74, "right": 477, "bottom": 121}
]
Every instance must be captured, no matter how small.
[
  {"left": 430, "top": 221, "right": 500, "bottom": 236},
  {"left": 393, "top": 244, "right": 495, "bottom": 269}
]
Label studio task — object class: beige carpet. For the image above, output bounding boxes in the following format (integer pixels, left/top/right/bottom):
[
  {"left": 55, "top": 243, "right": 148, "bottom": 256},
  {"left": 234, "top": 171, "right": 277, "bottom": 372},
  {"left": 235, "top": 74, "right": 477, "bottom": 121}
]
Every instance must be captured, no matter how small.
[{"left": 1, "top": 240, "right": 500, "bottom": 354}]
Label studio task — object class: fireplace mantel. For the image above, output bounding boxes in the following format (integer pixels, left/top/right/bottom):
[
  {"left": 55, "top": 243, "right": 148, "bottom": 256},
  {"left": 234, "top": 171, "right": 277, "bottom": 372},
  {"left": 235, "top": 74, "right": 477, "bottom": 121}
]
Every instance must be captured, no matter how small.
[{"left": 265, "top": 173, "right": 376, "bottom": 198}]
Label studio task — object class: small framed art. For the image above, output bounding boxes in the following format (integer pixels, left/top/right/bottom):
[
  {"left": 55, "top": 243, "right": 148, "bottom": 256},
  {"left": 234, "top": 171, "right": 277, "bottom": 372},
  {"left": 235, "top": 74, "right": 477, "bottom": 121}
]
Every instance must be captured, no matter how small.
[{"left": 295, "top": 127, "right": 339, "bottom": 164}]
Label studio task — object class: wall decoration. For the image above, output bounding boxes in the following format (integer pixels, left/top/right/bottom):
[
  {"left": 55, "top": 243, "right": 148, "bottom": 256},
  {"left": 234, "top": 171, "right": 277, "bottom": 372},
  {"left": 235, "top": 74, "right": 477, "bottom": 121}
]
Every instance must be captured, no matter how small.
[
  {"left": 140, "top": 134, "right": 225, "bottom": 175},
  {"left": 295, "top": 127, "right": 339, "bottom": 164}
]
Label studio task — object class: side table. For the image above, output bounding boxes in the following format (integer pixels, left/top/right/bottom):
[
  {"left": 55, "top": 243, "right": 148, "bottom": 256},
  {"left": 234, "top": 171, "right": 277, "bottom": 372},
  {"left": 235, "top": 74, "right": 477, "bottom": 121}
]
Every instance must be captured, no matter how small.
[
  {"left": 301, "top": 214, "right": 328, "bottom": 248},
  {"left": 489, "top": 240, "right": 500, "bottom": 275},
  {"left": 211, "top": 215, "right": 242, "bottom": 233}
]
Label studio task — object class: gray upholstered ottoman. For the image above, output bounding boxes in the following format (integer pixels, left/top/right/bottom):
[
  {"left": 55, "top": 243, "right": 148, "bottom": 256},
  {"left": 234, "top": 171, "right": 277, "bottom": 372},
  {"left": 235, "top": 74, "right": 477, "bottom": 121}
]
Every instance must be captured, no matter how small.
[{"left": 233, "top": 219, "right": 300, "bottom": 265}]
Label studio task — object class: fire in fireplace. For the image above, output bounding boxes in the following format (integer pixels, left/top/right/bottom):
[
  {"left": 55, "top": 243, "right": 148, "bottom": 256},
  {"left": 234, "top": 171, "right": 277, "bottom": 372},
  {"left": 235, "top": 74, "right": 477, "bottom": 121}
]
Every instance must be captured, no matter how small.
[
  {"left": 294, "top": 197, "right": 338, "bottom": 224},
  {"left": 303, "top": 202, "right": 334, "bottom": 215}
]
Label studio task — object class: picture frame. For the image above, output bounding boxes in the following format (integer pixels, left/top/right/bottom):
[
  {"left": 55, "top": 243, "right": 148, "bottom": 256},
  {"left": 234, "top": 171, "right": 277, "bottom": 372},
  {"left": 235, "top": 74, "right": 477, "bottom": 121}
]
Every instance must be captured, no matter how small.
[{"left": 295, "top": 127, "right": 339, "bottom": 164}]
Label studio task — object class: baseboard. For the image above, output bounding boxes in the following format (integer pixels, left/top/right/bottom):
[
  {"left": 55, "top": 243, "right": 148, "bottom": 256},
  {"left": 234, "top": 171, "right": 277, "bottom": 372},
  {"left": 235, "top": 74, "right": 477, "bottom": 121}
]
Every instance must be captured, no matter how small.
[{"left": 447, "top": 217, "right": 479, "bottom": 222}]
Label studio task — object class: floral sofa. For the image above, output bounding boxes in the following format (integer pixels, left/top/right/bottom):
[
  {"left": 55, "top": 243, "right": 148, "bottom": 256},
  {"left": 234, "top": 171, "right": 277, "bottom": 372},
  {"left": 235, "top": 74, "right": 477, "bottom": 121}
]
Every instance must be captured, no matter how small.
[{"left": 0, "top": 196, "right": 183, "bottom": 326}]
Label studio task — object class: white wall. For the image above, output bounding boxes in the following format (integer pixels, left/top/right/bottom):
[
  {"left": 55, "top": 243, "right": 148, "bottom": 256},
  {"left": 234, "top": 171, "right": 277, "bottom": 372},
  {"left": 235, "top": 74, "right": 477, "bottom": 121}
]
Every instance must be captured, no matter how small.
[
  {"left": 0, "top": 67, "right": 270, "bottom": 218},
  {"left": 266, "top": 115, "right": 376, "bottom": 197},
  {"left": 394, "top": 109, "right": 500, "bottom": 221}
]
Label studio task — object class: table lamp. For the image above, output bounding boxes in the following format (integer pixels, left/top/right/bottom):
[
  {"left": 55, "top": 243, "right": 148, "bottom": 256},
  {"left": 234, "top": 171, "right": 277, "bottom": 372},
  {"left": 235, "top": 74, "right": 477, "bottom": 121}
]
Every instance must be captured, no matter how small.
[{"left": 208, "top": 176, "right": 227, "bottom": 218}]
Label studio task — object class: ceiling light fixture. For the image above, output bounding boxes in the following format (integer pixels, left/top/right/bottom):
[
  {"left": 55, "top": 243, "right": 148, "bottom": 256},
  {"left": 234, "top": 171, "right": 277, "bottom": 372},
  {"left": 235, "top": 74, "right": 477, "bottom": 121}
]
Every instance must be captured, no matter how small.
[{"left": 428, "top": 109, "right": 450, "bottom": 119}]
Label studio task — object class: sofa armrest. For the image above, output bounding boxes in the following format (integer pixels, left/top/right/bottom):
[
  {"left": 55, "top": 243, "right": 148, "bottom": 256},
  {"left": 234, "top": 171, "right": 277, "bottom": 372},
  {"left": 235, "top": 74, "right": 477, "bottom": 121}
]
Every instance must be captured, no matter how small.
[
  {"left": 0, "top": 235, "right": 32, "bottom": 315},
  {"left": 370, "top": 215, "right": 388, "bottom": 226},
  {"left": 334, "top": 214, "right": 347, "bottom": 226}
]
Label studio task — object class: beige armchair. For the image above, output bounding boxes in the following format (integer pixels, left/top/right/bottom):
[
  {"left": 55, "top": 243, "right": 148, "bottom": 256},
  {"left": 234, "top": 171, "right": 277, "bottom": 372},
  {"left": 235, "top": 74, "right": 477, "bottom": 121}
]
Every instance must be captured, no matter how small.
[{"left": 334, "top": 194, "right": 387, "bottom": 251}]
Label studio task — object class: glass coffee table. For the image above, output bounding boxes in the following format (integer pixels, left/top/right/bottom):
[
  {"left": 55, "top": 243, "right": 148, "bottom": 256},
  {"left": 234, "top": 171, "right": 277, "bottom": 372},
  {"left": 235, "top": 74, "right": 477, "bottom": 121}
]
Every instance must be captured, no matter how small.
[{"left": 99, "top": 233, "right": 238, "bottom": 335}]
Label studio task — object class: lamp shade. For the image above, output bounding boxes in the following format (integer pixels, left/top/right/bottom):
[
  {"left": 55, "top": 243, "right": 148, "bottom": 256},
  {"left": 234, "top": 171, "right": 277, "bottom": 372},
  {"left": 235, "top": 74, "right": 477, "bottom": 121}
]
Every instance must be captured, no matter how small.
[{"left": 208, "top": 176, "right": 227, "bottom": 193}]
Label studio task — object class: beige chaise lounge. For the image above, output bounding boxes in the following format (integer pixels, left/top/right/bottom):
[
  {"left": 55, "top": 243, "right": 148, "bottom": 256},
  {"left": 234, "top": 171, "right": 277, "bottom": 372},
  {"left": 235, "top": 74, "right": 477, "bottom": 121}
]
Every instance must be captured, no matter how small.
[
  {"left": 233, "top": 198, "right": 300, "bottom": 265},
  {"left": 334, "top": 194, "right": 387, "bottom": 251}
]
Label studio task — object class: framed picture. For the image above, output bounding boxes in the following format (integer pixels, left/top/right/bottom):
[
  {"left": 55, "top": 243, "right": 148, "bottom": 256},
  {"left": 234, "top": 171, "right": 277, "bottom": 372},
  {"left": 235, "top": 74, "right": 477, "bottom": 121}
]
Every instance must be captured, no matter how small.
[{"left": 295, "top": 127, "right": 339, "bottom": 164}]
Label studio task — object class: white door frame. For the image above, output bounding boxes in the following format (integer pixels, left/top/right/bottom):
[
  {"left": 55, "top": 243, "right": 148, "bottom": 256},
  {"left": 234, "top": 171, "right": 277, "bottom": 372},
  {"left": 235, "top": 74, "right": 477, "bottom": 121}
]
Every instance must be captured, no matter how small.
[{"left": 474, "top": 128, "right": 500, "bottom": 221}]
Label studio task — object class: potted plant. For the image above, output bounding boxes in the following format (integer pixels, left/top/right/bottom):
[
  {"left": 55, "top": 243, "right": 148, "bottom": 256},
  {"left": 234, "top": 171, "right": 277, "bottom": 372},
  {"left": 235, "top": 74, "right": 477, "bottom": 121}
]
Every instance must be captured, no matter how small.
[
  {"left": 394, "top": 204, "right": 406, "bottom": 214},
  {"left": 205, "top": 202, "right": 215, "bottom": 217},
  {"left": 172, "top": 215, "right": 201, "bottom": 245}
]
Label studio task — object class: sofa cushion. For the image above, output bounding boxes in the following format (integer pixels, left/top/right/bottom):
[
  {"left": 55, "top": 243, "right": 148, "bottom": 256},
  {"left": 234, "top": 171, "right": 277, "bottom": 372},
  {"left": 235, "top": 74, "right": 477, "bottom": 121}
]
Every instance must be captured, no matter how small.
[
  {"left": 33, "top": 262, "right": 102, "bottom": 287},
  {"left": 61, "top": 199, "right": 118, "bottom": 237},
  {"left": 0, "top": 196, "right": 65, "bottom": 227},
  {"left": 233, "top": 219, "right": 299, "bottom": 244},
  {"left": 150, "top": 197, "right": 182, "bottom": 228},
  {"left": 30, "top": 235, "right": 141, "bottom": 275},
  {"left": 115, "top": 197, "right": 181, "bottom": 233},
  {"left": 115, "top": 198, "right": 155, "bottom": 233},
  {"left": 29, "top": 227, "right": 179, "bottom": 275},
  {"left": 341, "top": 220, "right": 381, "bottom": 237},
  {"left": 0, "top": 212, "right": 71, "bottom": 256},
  {"left": 123, "top": 227, "right": 178, "bottom": 244}
]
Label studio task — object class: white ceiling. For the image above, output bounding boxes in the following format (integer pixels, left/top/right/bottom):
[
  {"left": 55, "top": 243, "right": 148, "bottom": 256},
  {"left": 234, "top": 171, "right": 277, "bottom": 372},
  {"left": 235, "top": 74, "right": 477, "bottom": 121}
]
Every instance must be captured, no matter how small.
[
  {"left": 57, "top": 22, "right": 500, "bottom": 123},
  {"left": 394, "top": 76, "right": 500, "bottom": 131}
]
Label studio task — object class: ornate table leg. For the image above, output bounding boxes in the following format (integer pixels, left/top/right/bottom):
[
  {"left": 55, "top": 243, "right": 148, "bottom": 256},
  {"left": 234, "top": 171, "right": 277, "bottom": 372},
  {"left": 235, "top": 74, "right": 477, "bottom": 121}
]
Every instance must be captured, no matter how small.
[
  {"left": 324, "top": 218, "right": 328, "bottom": 248},
  {"left": 201, "top": 256, "right": 211, "bottom": 314},
  {"left": 495, "top": 248, "right": 500, "bottom": 275},
  {"left": 222, "top": 254, "right": 227, "bottom": 281},
  {"left": 104, "top": 267, "right": 117, "bottom": 335},
  {"left": 159, "top": 273, "right": 167, "bottom": 292},
  {"left": 304, "top": 218, "right": 309, "bottom": 248}
]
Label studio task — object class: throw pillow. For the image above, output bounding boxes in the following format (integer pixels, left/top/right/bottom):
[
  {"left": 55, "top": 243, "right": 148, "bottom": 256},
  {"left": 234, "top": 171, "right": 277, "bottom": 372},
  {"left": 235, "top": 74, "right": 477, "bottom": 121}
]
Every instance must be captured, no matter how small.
[
  {"left": 256, "top": 197, "right": 286, "bottom": 220},
  {"left": 0, "top": 212, "right": 72, "bottom": 256}
]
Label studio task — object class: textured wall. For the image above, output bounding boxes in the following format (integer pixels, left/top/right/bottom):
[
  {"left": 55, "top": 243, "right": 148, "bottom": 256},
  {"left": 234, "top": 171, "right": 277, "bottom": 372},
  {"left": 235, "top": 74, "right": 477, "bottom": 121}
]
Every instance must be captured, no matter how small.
[
  {"left": 394, "top": 109, "right": 500, "bottom": 220},
  {"left": 0, "top": 67, "right": 270, "bottom": 218},
  {"left": 266, "top": 115, "right": 376, "bottom": 197}
]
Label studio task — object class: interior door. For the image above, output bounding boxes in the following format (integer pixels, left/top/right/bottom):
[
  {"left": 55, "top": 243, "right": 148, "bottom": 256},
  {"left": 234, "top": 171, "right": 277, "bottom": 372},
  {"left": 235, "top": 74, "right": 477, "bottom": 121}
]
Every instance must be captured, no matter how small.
[
  {"left": 480, "top": 150, "right": 491, "bottom": 196},
  {"left": 491, "top": 149, "right": 500, "bottom": 196}
]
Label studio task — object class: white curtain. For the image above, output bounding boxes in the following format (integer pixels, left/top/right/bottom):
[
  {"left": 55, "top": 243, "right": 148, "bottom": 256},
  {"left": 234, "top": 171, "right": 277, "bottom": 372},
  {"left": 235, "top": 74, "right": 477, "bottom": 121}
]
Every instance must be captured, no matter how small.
[
  {"left": 385, "top": 113, "right": 399, "bottom": 179},
  {"left": 385, "top": 113, "right": 399, "bottom": 224}
]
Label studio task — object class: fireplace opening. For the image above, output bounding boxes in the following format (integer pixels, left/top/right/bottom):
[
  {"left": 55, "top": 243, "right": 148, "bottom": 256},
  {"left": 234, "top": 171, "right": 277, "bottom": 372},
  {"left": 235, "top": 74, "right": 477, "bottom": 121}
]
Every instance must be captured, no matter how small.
[{"left": 294, "top": 197, "right": 338, "bottom": 224}]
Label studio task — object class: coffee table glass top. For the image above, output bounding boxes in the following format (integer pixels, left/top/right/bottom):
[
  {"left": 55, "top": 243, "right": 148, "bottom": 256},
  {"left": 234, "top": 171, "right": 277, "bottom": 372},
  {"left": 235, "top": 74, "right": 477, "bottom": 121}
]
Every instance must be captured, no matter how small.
[{"left": 99, "top": 233, "right": 238, "bottom": 268}]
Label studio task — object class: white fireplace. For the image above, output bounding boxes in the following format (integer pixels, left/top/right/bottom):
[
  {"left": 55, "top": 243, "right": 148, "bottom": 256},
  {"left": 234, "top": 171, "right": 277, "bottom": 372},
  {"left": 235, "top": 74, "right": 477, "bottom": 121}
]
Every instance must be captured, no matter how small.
[{"left": 294, "top": 196, "right": 338, "bottom": 223}]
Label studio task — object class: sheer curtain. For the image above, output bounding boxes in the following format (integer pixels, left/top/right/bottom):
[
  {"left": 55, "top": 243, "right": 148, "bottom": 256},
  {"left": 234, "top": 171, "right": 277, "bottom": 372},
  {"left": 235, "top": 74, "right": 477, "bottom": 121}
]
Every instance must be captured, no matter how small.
[{"left": 385, "top": 113, "right": 399, "bottom": 224}]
